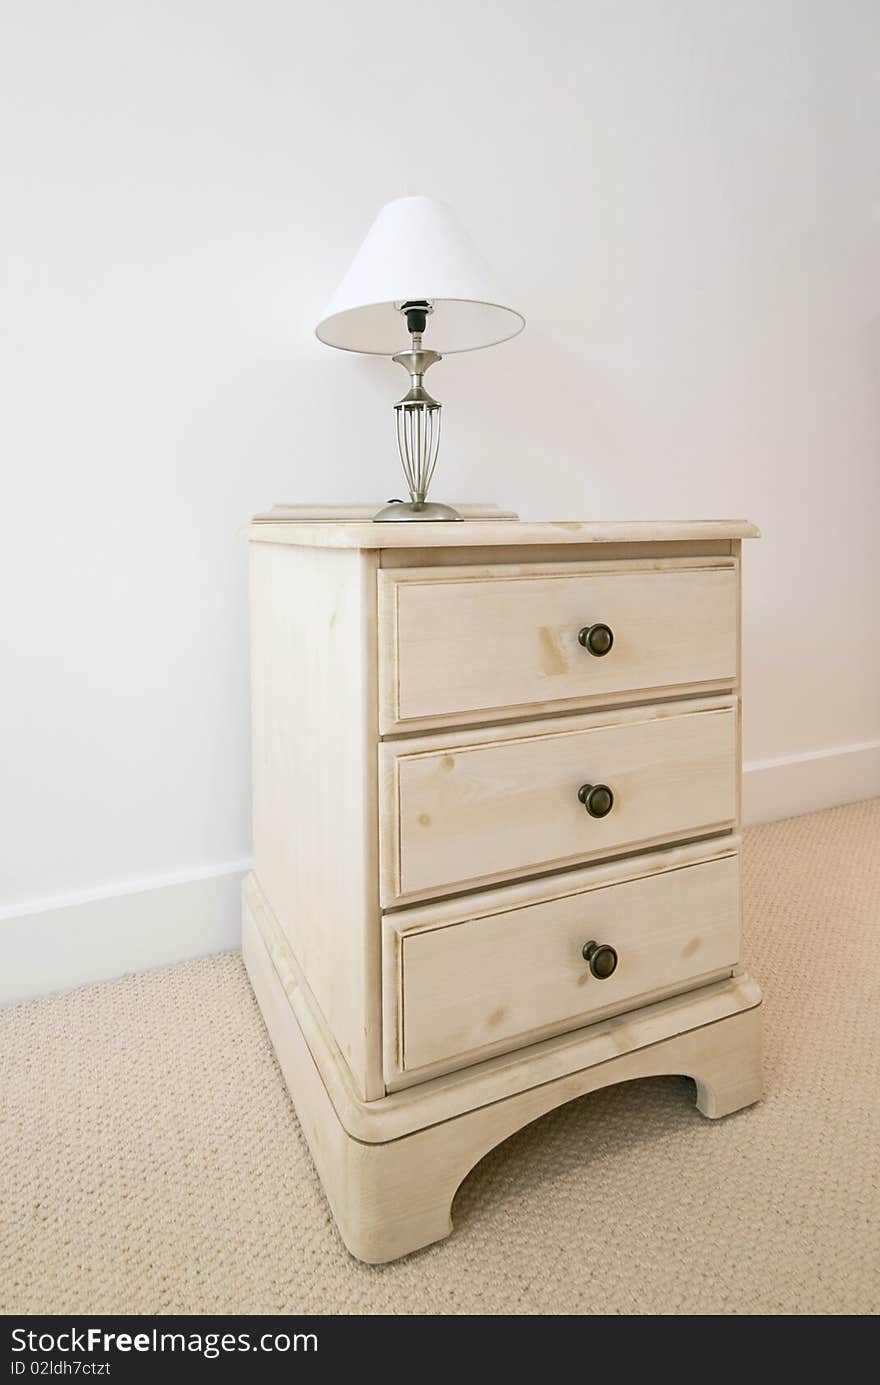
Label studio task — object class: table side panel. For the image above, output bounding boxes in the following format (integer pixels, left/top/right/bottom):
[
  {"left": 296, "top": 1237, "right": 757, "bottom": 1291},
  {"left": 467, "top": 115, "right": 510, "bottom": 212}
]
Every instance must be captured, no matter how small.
[{"left": 249, "top": 541, "right": 383, "bottom": 1100}]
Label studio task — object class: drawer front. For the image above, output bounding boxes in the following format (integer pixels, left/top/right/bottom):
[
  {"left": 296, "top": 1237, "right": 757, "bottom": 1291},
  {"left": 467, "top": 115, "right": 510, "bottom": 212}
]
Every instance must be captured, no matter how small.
[
  {"left": 379, "top": 698, "right": 737, "bottom": 907},
  {"left": 384, "top": 849, "right": 741, "bottom": 1083},
  {"left": 378, "top": 558, "right": 738, "bottom": 732}
]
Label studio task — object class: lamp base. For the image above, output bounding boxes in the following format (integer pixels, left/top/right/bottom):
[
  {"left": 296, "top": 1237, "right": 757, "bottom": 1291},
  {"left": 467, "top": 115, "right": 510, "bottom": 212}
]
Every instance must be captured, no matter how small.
[{"left": 373, "top": 500, "right": 463, "bottom": 522}]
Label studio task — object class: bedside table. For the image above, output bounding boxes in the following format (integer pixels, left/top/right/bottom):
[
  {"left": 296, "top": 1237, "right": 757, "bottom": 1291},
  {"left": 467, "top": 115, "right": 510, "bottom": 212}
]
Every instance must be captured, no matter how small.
[{"left": 241, "top": 510, "right": 762, "bottom": 1263}]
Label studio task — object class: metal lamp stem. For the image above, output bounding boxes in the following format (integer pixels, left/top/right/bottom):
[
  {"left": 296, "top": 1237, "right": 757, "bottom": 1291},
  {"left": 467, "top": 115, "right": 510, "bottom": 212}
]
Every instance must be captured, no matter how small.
[{"left": 373, "top": 303, "right": 463, "bottom": 522}]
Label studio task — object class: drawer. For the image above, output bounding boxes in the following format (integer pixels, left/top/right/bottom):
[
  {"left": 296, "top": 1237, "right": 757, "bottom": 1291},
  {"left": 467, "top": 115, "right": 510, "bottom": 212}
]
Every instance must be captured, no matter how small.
[
  {"left": 378, "top": 558, "right": 738, "bottom": 732},
  {"left": 379, "top": 696, "right": 737, "bottom": 906},
  {"left": 382, "top": 845, "right": 741, "bottom": 1086}
]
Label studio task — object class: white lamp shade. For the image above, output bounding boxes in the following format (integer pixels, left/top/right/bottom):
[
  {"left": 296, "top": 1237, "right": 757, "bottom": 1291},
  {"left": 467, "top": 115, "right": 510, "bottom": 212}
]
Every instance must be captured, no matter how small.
[{"left": 315, "top": 196, "right": 525, "bottom": 355}]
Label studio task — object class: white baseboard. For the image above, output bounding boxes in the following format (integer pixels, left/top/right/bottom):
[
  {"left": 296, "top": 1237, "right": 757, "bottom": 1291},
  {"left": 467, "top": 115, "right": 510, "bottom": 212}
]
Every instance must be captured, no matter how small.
[
  {"left": 0, "top": 860, "right": 250, "bottom": 1006},
  {"left": 2, "top": 739, "right": 877, "bottom": 1006},
  {"left": 743, "top": 739, "right": 880, "bottom": 825}
]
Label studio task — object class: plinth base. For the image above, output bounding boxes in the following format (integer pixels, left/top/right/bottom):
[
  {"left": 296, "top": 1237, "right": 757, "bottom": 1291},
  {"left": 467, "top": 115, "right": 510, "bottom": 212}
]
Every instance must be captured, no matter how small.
[{"left": 242, "top": 873, "right": 763, "bottom": 1264}]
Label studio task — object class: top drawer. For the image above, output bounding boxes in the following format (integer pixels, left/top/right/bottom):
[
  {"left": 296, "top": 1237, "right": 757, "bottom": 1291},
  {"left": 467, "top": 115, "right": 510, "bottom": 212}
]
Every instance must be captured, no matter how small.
[{"left": 378, "top": 558, "right": 738, "bottom": 733}]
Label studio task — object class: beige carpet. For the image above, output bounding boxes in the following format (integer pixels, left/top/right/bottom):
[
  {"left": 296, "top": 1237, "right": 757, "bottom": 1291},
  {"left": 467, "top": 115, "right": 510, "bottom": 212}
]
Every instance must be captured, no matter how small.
[{"left": 2, "top": 801, "right": 879, "bottom": 1316}]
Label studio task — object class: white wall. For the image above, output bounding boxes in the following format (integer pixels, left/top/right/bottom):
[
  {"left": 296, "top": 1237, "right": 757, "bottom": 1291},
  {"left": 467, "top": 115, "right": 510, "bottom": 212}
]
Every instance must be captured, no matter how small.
[{"left": 2, "top": 0, "right": 879, "bottom": 1000}]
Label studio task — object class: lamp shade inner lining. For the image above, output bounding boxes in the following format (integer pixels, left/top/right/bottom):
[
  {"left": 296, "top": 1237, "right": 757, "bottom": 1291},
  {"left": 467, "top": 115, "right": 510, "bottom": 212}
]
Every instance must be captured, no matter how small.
[{"left": 316, "top": 297, "right": 524, "bottom": 355}]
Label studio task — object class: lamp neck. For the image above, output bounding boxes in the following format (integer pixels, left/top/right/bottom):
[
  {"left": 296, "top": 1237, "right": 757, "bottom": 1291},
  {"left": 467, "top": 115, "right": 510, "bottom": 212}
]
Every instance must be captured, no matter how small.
[
  {"left": 393, "top": 300, "right": 441, "bottom": 396},
  {"left": 392, "top": 343, "right": 442, "bottom": 390}
]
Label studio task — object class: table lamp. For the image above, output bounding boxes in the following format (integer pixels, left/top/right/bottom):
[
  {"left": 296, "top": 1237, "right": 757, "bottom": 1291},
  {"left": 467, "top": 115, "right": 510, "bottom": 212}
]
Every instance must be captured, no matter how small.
[{"left": 315, "top": 196, "right": 525, "bottom": 521}]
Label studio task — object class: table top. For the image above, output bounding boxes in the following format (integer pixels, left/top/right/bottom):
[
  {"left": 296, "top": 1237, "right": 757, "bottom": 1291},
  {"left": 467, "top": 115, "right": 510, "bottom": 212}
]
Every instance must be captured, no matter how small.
[{"left": 245, "top": 515, "right": 760, "bottom": 549}]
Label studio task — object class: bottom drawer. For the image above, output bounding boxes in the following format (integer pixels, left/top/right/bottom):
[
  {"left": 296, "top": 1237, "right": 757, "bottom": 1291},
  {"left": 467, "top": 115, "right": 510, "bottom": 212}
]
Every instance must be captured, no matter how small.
[{"left": 382, "top": 843, "right": 741, "bottom": 1088}]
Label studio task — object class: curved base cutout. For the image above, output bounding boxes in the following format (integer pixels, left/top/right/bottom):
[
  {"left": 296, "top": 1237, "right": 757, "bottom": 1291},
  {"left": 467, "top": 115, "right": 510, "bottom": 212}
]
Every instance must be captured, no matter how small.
[
  {"left": 243, "top": 886, "right": 762, "bottom": 1265},
  {"left": 334, "top": 1009, "right": 762, "bottom": 1263}
]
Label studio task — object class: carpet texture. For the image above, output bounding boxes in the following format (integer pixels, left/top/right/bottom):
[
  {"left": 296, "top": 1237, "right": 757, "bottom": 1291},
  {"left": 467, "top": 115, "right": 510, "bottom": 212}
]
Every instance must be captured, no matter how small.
[{"left": 2, "top": 801, "right": 879, "bottom": 1315}]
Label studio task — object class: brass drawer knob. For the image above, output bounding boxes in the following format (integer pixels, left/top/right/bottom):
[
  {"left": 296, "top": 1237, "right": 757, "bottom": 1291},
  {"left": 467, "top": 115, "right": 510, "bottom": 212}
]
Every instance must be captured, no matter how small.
[
  {"left": 578, "top": 622, "right": 614, "bottom": 656},
  {"left": 578, "top": 783, "right": 614, "bottom": 818},
  {"left": 582, "top": 940, "right": 618, "bottom": 979}
]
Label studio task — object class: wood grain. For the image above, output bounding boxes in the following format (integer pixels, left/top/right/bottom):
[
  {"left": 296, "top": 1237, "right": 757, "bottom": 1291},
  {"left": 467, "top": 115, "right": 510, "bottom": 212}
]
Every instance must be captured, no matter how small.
[
  {"left": 387, "top": 852, "right": 740, "bottom": 1083},
  {"left": 378, "top": 558, "right": 739, "bottom": 732},
  {"left": 243, "top": 885, "right": 762, "bottom": 1263},
  {"left": 380, "top": 539, "right": 734, "bottom": 568},
  {"left": 245, "top": 518, "right": 760, "bottom": 549},
  {"left": 249, "top": 541, "right": 383, "bottom": 1099},
  {"left": 252, "top": 502, "right": 518, "bottom": 522},
  {"left": 379, "top": 696, "right": 738, "bottom": 906},
  {"left": 246, "top": 867, "right": 761, "bottom": 1139},
  {"left": 244, "top": 515, "right": 761, "bottom": 1262}
]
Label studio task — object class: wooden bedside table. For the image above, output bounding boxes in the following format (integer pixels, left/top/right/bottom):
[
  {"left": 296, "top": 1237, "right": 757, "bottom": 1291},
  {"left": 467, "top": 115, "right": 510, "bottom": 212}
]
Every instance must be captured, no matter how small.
[{"left": 241, "top": 509, "right": 762, "bottom": 1263}]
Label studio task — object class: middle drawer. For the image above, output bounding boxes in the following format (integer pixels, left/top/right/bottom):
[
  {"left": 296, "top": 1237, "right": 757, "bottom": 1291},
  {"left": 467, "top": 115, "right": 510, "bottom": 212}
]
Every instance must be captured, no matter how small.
[{"left": 379, "top": 696, "right": 737, "bottom": 906}]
